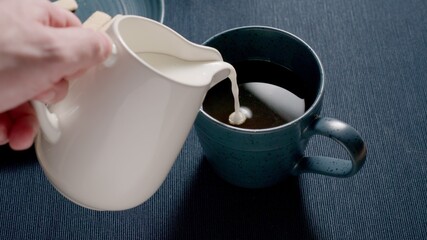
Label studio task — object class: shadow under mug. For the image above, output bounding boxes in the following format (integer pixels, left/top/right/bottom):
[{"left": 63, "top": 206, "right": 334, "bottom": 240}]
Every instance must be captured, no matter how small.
[{"left": 194, "top": 26, "right": 367, "bottom": 188}]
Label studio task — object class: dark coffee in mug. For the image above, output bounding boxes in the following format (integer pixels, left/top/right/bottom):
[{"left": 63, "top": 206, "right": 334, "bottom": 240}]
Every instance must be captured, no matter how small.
[{"left": 202, "top": 59, "right": 305, "bottom": 129}]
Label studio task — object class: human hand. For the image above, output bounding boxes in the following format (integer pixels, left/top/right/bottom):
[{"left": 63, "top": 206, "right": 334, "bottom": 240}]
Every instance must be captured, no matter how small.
[{"left": 0, "top": 0, "right": 112, "bottom": 150}]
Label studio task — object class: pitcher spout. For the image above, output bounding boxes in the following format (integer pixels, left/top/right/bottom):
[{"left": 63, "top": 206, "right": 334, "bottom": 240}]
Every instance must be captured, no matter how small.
[{"left": 209, "top": 62, "right": 234, "bottom": 88}]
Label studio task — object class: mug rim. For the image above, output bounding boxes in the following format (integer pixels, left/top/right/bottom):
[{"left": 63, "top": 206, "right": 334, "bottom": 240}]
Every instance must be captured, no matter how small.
[{"left": 199, "top": 26, "right": 325, "bottom": 133}]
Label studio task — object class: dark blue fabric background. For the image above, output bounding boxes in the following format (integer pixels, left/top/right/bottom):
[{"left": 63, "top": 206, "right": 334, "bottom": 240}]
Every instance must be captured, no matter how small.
[{"left": 1, "top": 0, "right": 426, "bottom": 239}]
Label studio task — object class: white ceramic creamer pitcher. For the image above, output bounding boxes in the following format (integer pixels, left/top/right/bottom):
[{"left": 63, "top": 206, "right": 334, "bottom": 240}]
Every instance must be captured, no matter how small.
[{"left": 32, "top": 15, "right": 233, "bottom": 211}]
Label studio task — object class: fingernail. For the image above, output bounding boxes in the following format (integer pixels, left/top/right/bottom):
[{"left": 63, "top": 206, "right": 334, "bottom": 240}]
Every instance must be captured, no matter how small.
[
  {"left": 44, "top": 91, "right": 56, "bottom": 103},
  {"left": 0, "top": 127, "right": 8, "bottom": 145},
  {"left": 0, "top": 139, "right": 8, "bottom": 145},
  {"left": 98, "top": 32, "right": 112, "bottom": 59},
  {"left": 36, "top": 90, "right": 56, "bottom": 104}
]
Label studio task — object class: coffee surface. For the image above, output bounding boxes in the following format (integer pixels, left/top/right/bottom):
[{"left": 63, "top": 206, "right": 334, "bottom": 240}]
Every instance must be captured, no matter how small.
[{"left": 203, "top": 60, "right": 304, "bottom": 129}]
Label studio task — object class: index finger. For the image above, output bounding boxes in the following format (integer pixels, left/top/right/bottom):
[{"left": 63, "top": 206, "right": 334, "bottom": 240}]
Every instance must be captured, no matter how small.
[
  {"left": 45, "top": 0, "right": 81, "bottom": 28},
  {"left": 46, "top": 27, "right": 112, "bottom": 78}
]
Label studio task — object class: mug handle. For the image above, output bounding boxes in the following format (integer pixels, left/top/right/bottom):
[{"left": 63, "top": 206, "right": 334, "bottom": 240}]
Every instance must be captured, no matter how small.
[{"left": 293, "top": 117, "right": 367, "bottom": 177}]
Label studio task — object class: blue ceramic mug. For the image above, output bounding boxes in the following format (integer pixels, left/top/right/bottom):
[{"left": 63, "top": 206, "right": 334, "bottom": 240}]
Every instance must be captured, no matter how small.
[{"left": 194, "top": 26, "right": 367, "bottom": 188}]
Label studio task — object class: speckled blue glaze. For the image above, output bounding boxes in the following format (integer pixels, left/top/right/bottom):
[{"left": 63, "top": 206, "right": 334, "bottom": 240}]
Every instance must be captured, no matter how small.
[{"left": 195, "top": 26, "right": 367, "bottom": 188}]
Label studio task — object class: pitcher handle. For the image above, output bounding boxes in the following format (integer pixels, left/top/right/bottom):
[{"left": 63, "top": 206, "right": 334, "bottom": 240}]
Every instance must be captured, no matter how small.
[
  {"left": 293, "top": 117, "right": 367, "bottom": 177},
  {"left": 31, "top": 12, "right": 119, "bottom": 144},
  {"left": 31, "top": 101, "right": 61, "bottom": 144}
]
